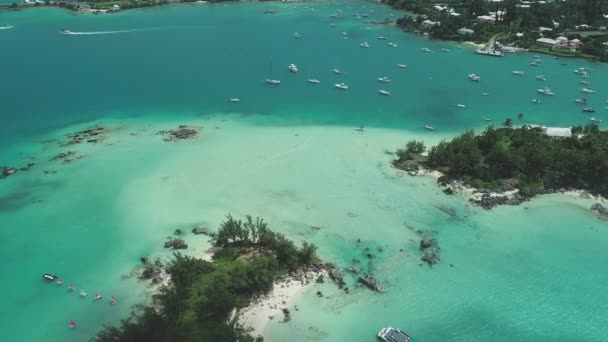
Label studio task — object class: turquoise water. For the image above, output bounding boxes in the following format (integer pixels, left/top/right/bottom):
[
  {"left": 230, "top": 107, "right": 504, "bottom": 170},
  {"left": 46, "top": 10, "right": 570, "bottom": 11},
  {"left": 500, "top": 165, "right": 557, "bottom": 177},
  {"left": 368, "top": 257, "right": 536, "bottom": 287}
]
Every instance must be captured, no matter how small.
[{"left": 1, "top": 1, "right": 607, "bottom": 341}]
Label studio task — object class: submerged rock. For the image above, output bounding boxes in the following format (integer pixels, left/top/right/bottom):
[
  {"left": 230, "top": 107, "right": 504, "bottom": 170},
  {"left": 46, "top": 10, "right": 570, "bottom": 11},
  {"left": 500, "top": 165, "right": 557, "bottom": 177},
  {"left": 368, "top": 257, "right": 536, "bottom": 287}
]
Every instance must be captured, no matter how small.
[
  {"left": 324, "top": 263, "right": 346, "bottom": 288},
  {"left": 192, "top": 227, "right": 210, "bottom": 235},
  {"left": 174, "top": 229, "right": 183, "bottom": 236},
  {"left": 164, "top": 238, "right": 188, "bottom": 250},
  {"left": 419, "top": 237, "right": 440, "bottom": 266},
  {"left": 158, "top": 125, "right": 200, "bottom": 142},
  {"left": 471, "top": 193, "right": 527, "bottom": 209},
  {"left": 358, "top": 274, "right": 382, "bottom": 292}
]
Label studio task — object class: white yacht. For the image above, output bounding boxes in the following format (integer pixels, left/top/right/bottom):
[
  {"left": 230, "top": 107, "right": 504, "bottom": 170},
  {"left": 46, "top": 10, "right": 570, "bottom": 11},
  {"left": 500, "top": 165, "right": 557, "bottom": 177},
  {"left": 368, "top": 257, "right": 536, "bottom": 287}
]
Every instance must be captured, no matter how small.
[
  {"left": 512, "top": 70, "right": 525, "bottom": 75},
  {"left": 396, "top": 64, "right": 407, "bottom": 68},
  {"left": 424, "top": 125, "right": 435, "bottom": 130},
  {"left": 288, "top": 64, "right": 299, "bottom": 73},
  {"left": 332, "top": 68, "right": 345, "bottom": 75},
  {"left": 335, "top": 82, "right": 349, "bottom": 90},
  {"left": 377, "top": 36, "right": 387, "bottom": 40},
  {"left": 378, "top": 89, "right": 390, "bottom": 96},
  {"left": 360, "top": 42, "right": 370, "bottom": 48},
  {"left": 353, "top": 126, "right": 365, "bottom": 132},
  {"left": 581, "top": 88, "right": 595, "bottom": 94},
  {"left": 538, "top": 87, "right": 555, "bottom": 96},
  {"left": 377, "top": 327, "right": 412, "bottom": 342},
  {"left": 457, "top": 104, "right": 466, "bottom": 108},
  {"left": 229, "top": 98, "right": 240, "bottom": 103},
  {"left": 377, "top": 76, "right": 391, "bottom": 83},
  {"left": 266, "top": 79, "right": 281, "bottom": 85},
  {"left": 468, "top": 74, "right": 480, "bottom": 82},
  {"left": 388, "top": 42, "right": 397, "bottom": 47},
  {"left": 421, "top": 48, "right": 431, "bottom": 52},
  {"left": 535, "top": 75, "right": 546, "bottom": 81},
  {"left": 307, "top": 79, "right": 320, "bottom": 84}
]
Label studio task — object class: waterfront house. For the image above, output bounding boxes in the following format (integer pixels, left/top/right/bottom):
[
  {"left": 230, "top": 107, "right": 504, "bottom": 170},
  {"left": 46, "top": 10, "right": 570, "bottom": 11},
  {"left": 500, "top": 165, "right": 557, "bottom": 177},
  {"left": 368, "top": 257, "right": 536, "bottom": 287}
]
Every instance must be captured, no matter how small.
[
  {"left": 422, "top": 20, "right": 439, "bottom": 29},
  {"left": 536, "top": 38, "right": 557, "bottom": 48}
]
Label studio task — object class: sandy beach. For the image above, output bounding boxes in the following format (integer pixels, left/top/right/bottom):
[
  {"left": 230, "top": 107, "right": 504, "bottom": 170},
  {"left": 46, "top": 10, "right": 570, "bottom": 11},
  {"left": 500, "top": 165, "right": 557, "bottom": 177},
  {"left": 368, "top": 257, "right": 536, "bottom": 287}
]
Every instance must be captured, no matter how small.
[{"left": 238, "top": 271, "right": 324, "bottom": 336}]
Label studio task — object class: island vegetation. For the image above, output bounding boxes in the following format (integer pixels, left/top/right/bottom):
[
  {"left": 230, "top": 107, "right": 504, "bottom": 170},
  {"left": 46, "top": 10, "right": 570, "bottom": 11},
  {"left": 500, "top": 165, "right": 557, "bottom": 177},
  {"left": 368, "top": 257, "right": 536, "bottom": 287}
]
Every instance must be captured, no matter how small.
[
  {"left": 385, "top": 0, "right": 608, "bottom": 61},
  {"left": 394, "top": 124, "right": 608, "bottom": 206},
  {"left": 93, "top": 214, "right": 318, "bottom": 342}
]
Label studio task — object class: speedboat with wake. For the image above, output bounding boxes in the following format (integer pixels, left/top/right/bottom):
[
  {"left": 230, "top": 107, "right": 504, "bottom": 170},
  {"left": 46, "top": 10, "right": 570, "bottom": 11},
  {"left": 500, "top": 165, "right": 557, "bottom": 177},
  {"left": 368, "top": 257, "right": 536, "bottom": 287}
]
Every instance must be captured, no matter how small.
[
  {"left": 59, "top": 28, "right": 72, "bottom": 35},
  {"left": 0, "top": 25, "right": 14, "bottom": 30}
]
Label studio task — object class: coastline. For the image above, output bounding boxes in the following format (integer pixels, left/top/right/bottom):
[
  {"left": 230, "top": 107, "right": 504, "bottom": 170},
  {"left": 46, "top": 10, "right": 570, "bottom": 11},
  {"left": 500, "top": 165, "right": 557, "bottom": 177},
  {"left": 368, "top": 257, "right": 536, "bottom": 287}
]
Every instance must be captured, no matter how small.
[{"left": 237, "top": 270, "right": 324, "bottom": 336}]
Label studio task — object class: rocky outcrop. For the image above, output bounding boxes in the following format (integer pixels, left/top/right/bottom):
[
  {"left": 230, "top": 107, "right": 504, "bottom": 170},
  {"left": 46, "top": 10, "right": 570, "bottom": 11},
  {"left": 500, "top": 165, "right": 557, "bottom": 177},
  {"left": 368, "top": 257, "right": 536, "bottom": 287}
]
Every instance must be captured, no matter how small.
[
  {"left": 174, "top": 229, "right": 183, "bottom": 236},
  {"left": 358, "top": 274, "right": 382, "bottom": 292},
  {"left": 19, "top": 163, "right": 35, "bottom": 171},
  {"left": 420, "top": 237, "right": 440, "bottom": 266},
  {"left": 50, "top": 151, "right": 83, "bottom": 164},
  {"left": 164, "top": 238, "right": 188, "bottom": 250},
  {"left": 0, "top": 166, "right": 17, "bottom": 179},
  {"left": 158, "top": 125, "right": 200, "bottom": 142},
  {"left": 140, "top": 259, "right": 164, "bottom": 284},
  {"left": 324, "top": 263, "right": 346, "bottom": 288},
  {"left": 192, "top": 227, "right": 210, "bottom": 235},
  {"left": 63, "top": 126, "right": 108, "bottom": 146},
  {"left": 470, "top": 193, "right": 527, "bottom": 210},
  {"left": 591, "top": 203, "right": 608, "bottom": 220}
]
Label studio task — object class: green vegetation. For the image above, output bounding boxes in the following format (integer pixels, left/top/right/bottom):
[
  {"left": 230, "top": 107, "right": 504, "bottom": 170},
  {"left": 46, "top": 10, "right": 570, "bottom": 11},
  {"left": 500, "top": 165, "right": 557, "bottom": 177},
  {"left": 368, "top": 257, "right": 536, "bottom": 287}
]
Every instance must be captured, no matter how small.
[
  {"left": 94, "top": 215, "right": 318, "bottom": 342},
  {"left": 395, "top": 125, "right": 608, "bottom": 198},
  {"left": 386, "top": 0, "right": 608, "bottom": 61}
]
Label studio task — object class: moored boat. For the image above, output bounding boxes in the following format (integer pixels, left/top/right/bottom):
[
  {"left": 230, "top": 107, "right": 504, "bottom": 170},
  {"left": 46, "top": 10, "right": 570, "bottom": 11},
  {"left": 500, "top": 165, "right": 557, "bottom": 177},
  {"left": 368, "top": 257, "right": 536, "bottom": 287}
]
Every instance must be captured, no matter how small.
[
  {"left": 468, "top": 73, "right": 480, "bottom": 82},
  {"left": 421, "top": 48, "right": 431, "bottom": 52},
  {"left": 535, "top": 75, "right": 546, "bottom": 81},
  {"left": 307, "top": 79, "right": 320, "bottom": 84},
  {"left": 388, "top": 42, "right": 397, "bottom": 47},
  {"left": 378, "top": 76, "right": 391, "bottom": 83},
  {"left": 575, "top": 98, "right": 588, "bottom": 104},
  {"left": 43, "top": 274, "right": 57, "bottom": 281},
  {"left": 537, "top": 87, "right": 555, "bottom": 96},
  {"left": 396, "top": 64, "right": 407, "bottom": 68},
  {"left": 582, "top": 107, "right": 596, "bottom": 113},
  {"left": 457, "top": 104, "right": 466, "bottom": 108},
  {"left": 581, "top": 88, "right": 595, "bottom": 94},
  {"left": 360, "top": 42, "right": 370, "bottom": 48},
  {"left": 354, "top": 126, "right": 365, "bottom": 132},
  {"left": 424, "top": 125, "right": 435, "bottom": 131},
  {"left": 378, "top": 89, "right": 390, "bottom": 96},
  {"left": 512, "top": 70, "right": 525, "bottom": 75},
  {"left": 377, "top": 326, "right": 412, "bottom": 342},
  {"left": 229, "top": 98, "right": 240, "bottom": 103},
  {"left": 335, "top": 82, "right": 348, "bottom": 90},
  {"left": 288, "top": 63, "right": 299, "bottom": 73}
]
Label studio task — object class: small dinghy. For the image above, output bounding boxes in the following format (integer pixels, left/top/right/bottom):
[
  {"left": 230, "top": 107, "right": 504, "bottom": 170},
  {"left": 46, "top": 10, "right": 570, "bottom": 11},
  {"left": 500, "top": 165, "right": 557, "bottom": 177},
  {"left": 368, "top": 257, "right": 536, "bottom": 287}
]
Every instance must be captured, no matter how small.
[
  {"left": 69, "top": 320, "right": 77, "bottom": 329},
  {"left": 43, "top": 274, "right": 57, "bottom": 281}
]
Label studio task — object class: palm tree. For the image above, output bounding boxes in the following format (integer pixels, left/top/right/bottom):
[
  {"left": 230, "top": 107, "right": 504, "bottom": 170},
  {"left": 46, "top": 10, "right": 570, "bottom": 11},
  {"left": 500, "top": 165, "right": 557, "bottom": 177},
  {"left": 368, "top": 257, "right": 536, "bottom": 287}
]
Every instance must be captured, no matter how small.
[
  {"left": 503, "top": 118, "right": 513, "bottom": 128},
  {"left": 517, "top": 113, "right": 524, "bottom": 128}
]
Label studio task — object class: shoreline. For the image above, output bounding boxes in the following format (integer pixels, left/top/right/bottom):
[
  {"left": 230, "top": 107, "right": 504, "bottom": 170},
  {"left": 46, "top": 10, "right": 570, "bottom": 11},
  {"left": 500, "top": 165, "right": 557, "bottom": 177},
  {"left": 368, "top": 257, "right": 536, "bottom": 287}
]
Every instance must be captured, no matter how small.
[{"left": 237, "top": 269, "right": 324, "bottom": 336}]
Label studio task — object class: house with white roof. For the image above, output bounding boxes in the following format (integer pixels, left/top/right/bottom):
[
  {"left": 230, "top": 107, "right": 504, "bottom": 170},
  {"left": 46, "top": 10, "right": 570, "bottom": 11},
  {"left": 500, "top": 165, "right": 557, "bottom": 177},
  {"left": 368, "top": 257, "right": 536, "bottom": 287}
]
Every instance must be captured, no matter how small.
[{"left": 543, "top": 127, "right": 572, "bottom": 138}]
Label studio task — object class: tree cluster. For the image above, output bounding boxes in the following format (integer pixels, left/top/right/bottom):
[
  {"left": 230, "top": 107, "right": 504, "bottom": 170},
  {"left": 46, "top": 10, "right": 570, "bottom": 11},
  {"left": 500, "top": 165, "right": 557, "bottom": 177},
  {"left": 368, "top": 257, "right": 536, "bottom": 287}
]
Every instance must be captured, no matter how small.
[
  {"left": 94, "top": 215, "right": 318, "bottom": 342},
  {"left": 422, "top": 125, "right": 608, "bottom": 197}
]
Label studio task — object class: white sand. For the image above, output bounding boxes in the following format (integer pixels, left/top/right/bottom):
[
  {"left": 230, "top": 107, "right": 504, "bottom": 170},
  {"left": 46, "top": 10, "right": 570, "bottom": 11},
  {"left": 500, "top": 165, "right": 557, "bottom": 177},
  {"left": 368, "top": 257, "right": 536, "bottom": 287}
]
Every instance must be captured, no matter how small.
[{"left": 238, "top": 271, "right": 323, "bottom": 336}]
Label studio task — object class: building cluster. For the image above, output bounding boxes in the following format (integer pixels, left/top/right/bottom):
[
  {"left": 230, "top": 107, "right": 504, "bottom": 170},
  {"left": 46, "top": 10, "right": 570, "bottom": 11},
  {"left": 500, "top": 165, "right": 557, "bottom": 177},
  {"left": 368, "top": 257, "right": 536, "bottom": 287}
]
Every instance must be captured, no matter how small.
[{"left": 536, "top": 36, "right": 583, "bottom": 51}]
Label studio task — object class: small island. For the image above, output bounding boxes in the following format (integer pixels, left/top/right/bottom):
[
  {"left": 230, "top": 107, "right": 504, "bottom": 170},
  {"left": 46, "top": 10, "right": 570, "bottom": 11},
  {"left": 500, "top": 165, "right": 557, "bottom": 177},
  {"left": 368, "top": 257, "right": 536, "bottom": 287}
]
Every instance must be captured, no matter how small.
[
  {"left": 94, "top": 214, "right": 320, "bottom": 342},
  {"left": 393, "top": 123, "right": 608, "bottom": 209}
]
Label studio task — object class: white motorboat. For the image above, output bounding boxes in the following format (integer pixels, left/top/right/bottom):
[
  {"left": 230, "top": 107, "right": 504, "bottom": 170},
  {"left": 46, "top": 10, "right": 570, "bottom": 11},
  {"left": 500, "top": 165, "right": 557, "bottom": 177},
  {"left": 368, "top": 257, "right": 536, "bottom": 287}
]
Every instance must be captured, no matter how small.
[
  {"left": 59, "top": 28, "right": 72, "bottom": 35},
  {"left": 457, "top": 104, "right": 466, "bottom": 108},
  {"left": 537, "top": 87, "right": 555, "bottom": 96},
  {"left": 575, "top": 98, "right": 588, "bottom": 104},
  {"left": 335, "top": 82, "right": 349, "bottom": 90},
  {"left": 531, "top": 99, "right": 541, "bottom": 104},
  {"left": 396, "top": 64, "right": 407, "bottom": 68},
  {"left": 590, "top": 117, "right": 602, "bottom": 123},
  {"left": 378, "top": 327, "right": 412, "bottom": 342},
  {"left": 421, "top": 48, "right": 431, "bottom": 52},
  {"left": 360, "top": 42, "right": 370, "bottom": 48},
  {"left": 229, "top": 98, "right": 240, "bottom": 102},
  {"left": 377, "top": 36, "right": 387, "bottom": 40},
  {"left": 288, "top": 63, "right": 299, "bottom": 73},
  {"left": 482, "top": 117, "right": 493, "bottom": 121},
  {"left": 424, "top": 125, "right": 435, "bottom": 130},
  {"left": 581, "top": 88, "right": 595, "bottom": 94},
  {"left": 512, "top": 70, "right": 525, "bottom": 75},
  {"left": 583, "top": 108, "right": 596, "bottom": 113},
  {"left": 388, "top": 42, "right": 397, "bottom": 47},
  {"left": 332, "top": 68, "right": 345, "bottom": 75},
  {"left": 535, "top": 76, "right": 546, "bottom": 81},
  {"left": 341, "top": 31, "right": 348, "bottom": 36},
  {"left": 0, "top": 25, "right": 14, "bottom": 30},
  {"left": 307, "top": 79, "right": 320, "bottom": 84},
  {"left": 580, "top": 80, "right": 591, "bottom": 85},
  {"left": 293, "top": 32, "right": 301, "bottom": 39},
  {"left": 378, "top": 89, "right": 390, "bottom": 96},
  {"left": 377, "top": 76, "right": 391, "bottom": 83},
  {"left": 468, "top": 74, "right": 480, "bottom": 82},
  {"left": 530, "top": 61, "right": 540, "bottom": 66},
  {"left": 353, "top": 126, "right": 365, "bottom": 132}
]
